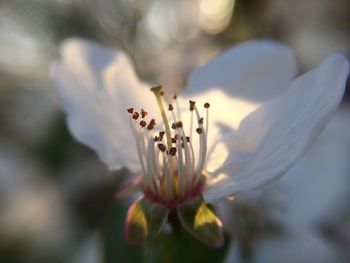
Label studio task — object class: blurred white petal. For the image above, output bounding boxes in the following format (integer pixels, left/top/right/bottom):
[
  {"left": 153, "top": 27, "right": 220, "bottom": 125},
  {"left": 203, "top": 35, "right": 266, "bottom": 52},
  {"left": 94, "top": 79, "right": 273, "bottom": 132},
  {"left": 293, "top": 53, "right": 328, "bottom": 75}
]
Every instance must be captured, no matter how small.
[
  {"left": 279, "top": 107, "right": 350, "bottom": 226},
  {"left": 52, "top": 38, "right": 158, "bottom": 172},
  {"left": 204, "top": 54, "right": 349, "bottom": 203},
  {"left": 186, "top": 40, "right": 297, "bottom": 102}
]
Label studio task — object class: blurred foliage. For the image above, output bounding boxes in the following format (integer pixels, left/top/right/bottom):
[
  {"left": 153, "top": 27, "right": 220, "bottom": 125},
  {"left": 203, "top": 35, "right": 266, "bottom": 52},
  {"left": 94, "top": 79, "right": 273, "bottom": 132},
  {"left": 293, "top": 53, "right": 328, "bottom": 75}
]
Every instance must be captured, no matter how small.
[
  {"left": 35, "top": 115, "right": 80, "bottom": 171},
  {"left": 232, "top": 202, "right": 287, "bottom": 263}
]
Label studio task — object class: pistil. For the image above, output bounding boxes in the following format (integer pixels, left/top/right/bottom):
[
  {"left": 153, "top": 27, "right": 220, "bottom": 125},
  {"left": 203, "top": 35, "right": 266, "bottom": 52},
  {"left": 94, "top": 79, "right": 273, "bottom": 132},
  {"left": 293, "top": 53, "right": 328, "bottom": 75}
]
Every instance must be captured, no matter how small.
[{"left": 151, "top": 86, "right": 172, "bottom": 149}]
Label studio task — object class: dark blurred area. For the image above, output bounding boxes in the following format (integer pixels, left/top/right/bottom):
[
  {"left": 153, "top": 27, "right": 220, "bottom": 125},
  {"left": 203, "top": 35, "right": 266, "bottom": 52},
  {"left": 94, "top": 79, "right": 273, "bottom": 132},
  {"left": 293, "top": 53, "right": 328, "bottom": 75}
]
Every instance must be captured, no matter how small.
[{"left": 0, "top": 0, "right": 349, "bottom": 262}]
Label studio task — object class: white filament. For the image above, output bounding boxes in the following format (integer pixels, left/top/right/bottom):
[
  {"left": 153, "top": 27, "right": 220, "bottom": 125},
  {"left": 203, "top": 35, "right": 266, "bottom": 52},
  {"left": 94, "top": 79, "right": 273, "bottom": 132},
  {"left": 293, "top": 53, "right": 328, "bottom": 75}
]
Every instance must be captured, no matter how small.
[{"left": 128, "top": 94, "right": 209, "bottom": 201}]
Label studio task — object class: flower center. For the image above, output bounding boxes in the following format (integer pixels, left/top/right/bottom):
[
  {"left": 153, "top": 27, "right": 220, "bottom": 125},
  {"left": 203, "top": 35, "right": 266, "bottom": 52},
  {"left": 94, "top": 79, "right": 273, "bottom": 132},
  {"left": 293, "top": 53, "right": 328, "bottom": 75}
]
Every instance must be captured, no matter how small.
[{"left": 127, "top": 86, "right": 210, "bottom": 209}]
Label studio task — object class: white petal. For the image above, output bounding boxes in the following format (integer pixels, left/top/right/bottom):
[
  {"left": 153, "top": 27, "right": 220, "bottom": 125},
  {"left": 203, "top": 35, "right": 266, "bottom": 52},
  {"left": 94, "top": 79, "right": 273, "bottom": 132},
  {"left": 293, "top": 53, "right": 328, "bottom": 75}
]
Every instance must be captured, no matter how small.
[
  {"left": 186, "top": 40, "right": 297, "bottom": 101},
  {"left": 204, "top": 54, "right": 349, "bottom": 203},
  {"left": 279, "top": 106, "right": 350, "bottom": 226},
  {"left": 51, "top": 38, "right": 157, "bottom": 172},
  {"left": 178, "top": 89, "right": 259, "bottom": 174}
]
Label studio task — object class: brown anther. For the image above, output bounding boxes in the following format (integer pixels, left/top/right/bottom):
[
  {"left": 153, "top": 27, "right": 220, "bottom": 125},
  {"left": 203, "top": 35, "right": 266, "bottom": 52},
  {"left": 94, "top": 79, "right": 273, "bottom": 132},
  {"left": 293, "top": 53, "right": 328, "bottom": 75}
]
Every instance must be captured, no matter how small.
[
  {"left": 168, "top": 147, "right": 177, "bottom": 156},
  {"left": 139, "top": 120, "right": 146, "bottom": 128},
  {"left": 160, "top": 90, "right": 165, "bottom": 96},
  {"left": 168, "top": 104, "right": 174, "bottom": 111},
  {"left": 196, "top": 128, "right": 203, "bottom": 134},
  {"left": 132, "top": 112, "right": 139, "bottom": 120},
  {"left": 198, "top": 117, "right": 204, "bottom": 124},
  {"left": 173, "top": 94, "right": 177, "bottom": 100},
  {"left": 141, "top": 109, "right": 148, "bottom": 118},
  {"left": 147, "top": 119, "right": 156, "bottom": 130},
  {"left": 186, "top": 136, "right": 190, "bottom": 142},
  {"left": 204, "top": 102, "right": 210, "bottom": 108},
  {"left": 159, "top": 131, "right": 165, "bottom": 141},
  {"left": 181, "top": 143, "right": 184, "bottom": 148},
  {"left": 174, "top": 134, "right": 179, "bottom": 140},
  {"left": 158, "top": 143, "right": 166, "bottom": 152},
  {"left": 171, "top": 138, "right": 177, "bottom": 143},
  {"left": 127, "top": 108, "right": 134, "bottom": 114},
  {"left": 176, "top": 121, "right": 183, "bottom": 128},
  {"left": 189, "top": 100, "right": 196, "bottom": 111},
  {"left": 154, "top": 136, "right": 159, "bottom": 142},
  {"left": 171, "top": 123, "right": 177, "bottom": 129}
]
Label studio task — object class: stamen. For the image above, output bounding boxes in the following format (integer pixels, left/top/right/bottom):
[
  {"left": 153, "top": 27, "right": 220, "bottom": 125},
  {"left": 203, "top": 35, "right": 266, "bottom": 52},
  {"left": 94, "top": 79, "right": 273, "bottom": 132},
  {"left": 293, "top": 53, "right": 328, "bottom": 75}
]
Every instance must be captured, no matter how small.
[
  {"left": 158, "top": 143, "right": 166, "bottom": 152},
  {"left": 189, "top": 98, "right": 197, "bottom": 138},
  {"left": 204, "top": 103, "right": 210, "bottom": 139},
  {"left": 176, "top": 135, "right": 185, "bottom": 195},
  {"left": 128, "top": 118, "right": 146, "bottom": 176},
  {"left": 163, "top": 154, "right": 173, "bottom": 199},
  {"left": 140, "top": 120, "right": 146, "bottom": 128},
  {"left": 146, "top": 137, "right": 158, "bottom": 193},
  {"left": 193, "top": 105, "right": 208, "bottom": 185},
  {"left": 176, "top": 125, "right": 193, "bottom": 193},
  {"left": 147, "top": 124, "right": 154, "bottom": 130},
  {"left": 188, "top": 138, "right": 196, "bottom": 186},
  {"left": 189, "top": 100, "right": 196, "bottom": 111},
  {"left": 168, "top": 104, "right": 174, "bottom": 111},
  {"left": 168, "top": 147, "right": 177, "bottom": 156},
  {"left": 127, "top": 108, "right": 134, "bottom": 114},
  {"left": 173, "top": 93, "right": 182, "bottom": 121},
  {"left": 159, "top": 131, "right": 165, "bottom": 141},
  {"left": 147, "top": 119, "right": 156, "bottom": 130},
  {"left": 141, "top": 109, "right": 148, "bottom": 118},
  {"left": 132, "top": 112, "right": 139, "bottom": 120},
  {"left": 190, "top": 109, "right": 194, "bottom": 138}
]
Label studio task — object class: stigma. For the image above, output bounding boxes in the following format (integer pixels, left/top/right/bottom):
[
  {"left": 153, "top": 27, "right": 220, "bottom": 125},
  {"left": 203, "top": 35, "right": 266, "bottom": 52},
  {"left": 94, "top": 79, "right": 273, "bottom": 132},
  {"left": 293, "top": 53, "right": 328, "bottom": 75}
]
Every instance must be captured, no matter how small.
[{"left": 127, "top": 86, "right": 210, "bottom": 209}]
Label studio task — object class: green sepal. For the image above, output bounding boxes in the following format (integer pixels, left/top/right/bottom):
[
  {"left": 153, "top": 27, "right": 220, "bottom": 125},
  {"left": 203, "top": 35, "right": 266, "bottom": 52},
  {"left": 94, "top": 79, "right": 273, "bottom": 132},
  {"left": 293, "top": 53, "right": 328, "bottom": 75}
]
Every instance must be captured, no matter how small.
[
  {"left": 177, "top": 196, "right": 224, "bottom": 247},
  {"left": 125, "top": 196, "right": 169, "bottom": 244}
]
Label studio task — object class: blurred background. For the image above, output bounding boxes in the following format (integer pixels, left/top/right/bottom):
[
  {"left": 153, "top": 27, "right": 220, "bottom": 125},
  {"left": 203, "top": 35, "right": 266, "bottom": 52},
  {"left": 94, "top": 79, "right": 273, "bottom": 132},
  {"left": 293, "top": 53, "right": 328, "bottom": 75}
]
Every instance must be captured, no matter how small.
[{"left": 0, "top": 0, "right": 349, "bottom": 262}]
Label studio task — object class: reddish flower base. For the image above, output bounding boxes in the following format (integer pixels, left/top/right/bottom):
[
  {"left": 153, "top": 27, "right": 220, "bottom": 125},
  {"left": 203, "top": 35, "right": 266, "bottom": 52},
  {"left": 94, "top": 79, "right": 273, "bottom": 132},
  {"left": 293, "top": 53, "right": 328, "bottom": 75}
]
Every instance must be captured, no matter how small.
[{"left": 142, "top": 182, "right": 205, "bottom": 210}]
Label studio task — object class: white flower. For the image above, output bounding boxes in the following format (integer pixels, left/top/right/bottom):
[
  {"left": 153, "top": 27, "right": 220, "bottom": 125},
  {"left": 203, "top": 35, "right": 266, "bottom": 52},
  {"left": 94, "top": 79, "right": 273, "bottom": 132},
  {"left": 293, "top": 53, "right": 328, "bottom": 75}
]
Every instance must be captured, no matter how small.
[{"left": 51, "top": 38, "right": 348, "bottom": 245}]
